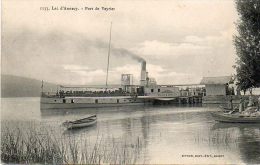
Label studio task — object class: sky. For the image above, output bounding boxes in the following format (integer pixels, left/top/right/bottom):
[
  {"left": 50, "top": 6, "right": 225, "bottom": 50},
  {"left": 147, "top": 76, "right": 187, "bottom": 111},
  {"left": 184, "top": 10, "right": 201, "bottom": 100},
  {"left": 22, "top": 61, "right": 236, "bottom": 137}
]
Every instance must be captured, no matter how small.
[{"left": 2, "top": 0, "right": 239, "bottom": 85}]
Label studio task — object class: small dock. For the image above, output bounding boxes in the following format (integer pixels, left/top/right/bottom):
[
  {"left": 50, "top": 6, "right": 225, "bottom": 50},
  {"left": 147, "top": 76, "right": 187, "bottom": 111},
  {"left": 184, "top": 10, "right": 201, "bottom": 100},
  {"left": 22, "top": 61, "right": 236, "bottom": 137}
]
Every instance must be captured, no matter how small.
[
  {"left": 140, "top": 95, "right": 203, "bottom": 105},
  {"left": 177, "top": 96, "right": 202, "bottom": 104}
]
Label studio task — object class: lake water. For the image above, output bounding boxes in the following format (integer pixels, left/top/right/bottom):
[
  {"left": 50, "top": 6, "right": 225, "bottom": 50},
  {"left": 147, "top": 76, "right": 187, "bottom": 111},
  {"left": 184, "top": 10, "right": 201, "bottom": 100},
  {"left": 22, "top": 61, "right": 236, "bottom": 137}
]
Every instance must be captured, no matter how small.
[{"left": 1, "top": 97, "right": 260, "bottom": 164}]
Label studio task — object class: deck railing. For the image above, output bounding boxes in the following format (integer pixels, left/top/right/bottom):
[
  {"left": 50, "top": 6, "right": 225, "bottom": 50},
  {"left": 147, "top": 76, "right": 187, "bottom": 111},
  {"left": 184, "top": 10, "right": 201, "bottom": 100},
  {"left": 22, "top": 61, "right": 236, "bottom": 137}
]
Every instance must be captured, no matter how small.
[{"left": 41, "top": 92, "right": 134, "bottom": 98}]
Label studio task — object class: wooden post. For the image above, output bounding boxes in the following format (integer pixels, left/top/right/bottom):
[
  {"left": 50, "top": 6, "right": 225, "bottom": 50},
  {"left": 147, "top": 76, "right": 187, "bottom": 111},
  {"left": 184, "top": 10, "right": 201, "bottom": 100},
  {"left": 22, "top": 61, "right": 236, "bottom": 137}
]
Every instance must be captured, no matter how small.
[{"left": 178, "top": 97, "right": 181, "bottom": 104}]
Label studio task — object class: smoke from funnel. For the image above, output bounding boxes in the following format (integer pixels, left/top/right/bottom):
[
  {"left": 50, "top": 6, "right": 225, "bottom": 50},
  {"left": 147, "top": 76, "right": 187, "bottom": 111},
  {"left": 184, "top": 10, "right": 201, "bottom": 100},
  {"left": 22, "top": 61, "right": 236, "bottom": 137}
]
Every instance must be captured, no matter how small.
[
  {"left": 112, "top": 48, "right": 145, "bottom": 63},
  {"left": 110, "top": 47, "right": 147, "bottom": 86},
  {"left": 92, "top": 39, "right": 145, "bottom": 63}
]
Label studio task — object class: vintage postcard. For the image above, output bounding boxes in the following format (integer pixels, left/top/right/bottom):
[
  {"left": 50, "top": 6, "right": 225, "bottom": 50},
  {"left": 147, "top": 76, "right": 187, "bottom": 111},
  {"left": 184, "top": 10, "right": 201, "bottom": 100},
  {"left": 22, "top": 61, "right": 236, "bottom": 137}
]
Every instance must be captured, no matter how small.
[{"left": 1, "top": 0, "right": 260, "bottom": 164}]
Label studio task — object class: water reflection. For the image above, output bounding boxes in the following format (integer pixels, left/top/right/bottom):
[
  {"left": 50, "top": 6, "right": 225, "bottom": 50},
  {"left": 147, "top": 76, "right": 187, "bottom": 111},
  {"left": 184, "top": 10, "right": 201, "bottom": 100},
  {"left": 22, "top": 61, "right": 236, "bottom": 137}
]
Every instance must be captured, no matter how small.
[
  {"left": 210, "top": 122, "right": 260, "bottom": 164},
  {"left": 239, "top": 127, "right": 260, "bottom": 164},
  {"left": 40, "top": 105, "right": 147, "bottom": 118},
  {"left": 2, "top": 97, "right": 260, "bottom": 164},
  {"left": 41, "top": 105, "right": 258, "bottom": 164}
]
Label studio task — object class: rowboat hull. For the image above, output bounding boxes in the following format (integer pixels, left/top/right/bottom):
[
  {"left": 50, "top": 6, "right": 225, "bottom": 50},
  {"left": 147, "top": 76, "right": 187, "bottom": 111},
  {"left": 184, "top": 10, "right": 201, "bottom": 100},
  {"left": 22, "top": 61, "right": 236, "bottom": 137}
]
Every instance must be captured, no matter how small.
[
  {"left": 211, "top": 112, "right": 260, "bottom": 123},
  {"left": 65, "top": 120, "right": 97, "bottom": 129},
  {"left": 63, "top": 115, "right": 97, "bottom": 129}
]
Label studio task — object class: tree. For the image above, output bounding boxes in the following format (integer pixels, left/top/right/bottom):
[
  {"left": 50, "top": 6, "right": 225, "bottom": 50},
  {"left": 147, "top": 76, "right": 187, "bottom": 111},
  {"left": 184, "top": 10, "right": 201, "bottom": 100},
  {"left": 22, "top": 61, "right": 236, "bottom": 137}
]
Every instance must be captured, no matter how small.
[{"left": 234, "top": 0, "right": 260, "bottom": 93}]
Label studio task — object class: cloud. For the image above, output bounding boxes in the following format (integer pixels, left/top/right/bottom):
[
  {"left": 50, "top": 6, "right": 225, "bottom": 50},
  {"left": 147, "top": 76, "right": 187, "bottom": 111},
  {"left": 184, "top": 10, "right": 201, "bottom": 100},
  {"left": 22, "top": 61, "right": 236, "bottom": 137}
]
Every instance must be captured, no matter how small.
[
  {"left": 184, "top": 30, "right": 235, "bottom": 47},
  {"left": 2, "top": 29, "right": 146, "bottom": 84},
  {"left": 60, "top": 62, "right": 201, "bottom": 85},
  {"left": 133, "top": 40, "right": 210, "bottom": 58},
  {"left": 63, "top": 65, "right": 90, "bottom": 71},
  {"left": 156, "top": 71, "right": 202, "bottom": 85},
  {"left": 70, "top": 69, "right": 107, "bottom": 84},
  {"left": 145, "top": 64, "right": 201, "bottom": 84},
  {"left": 132, "top": 30, "right": 235, "bottom": 60},
  {"left": 2, "top": 27, "right": 236, "bottom": 85},
  {"left": 2, "top": 0, "right": 238, "bottom": 85},
  {"left": 112, "top": 63, "right": 202, "bottom": 85},
  {"left": 61, "top": 63, "right": 141, "bottom": 85}
]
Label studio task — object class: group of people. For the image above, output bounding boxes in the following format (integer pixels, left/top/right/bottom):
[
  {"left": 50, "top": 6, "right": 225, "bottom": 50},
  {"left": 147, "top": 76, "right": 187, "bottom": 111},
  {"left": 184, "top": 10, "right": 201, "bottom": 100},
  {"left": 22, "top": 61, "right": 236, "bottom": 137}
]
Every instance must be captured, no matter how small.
[
  {"left": 233, "top": 95, "right": 260, "bottom": 116},
  {"left": 229, "top": 95, "right": 260, "bottom": 112}
]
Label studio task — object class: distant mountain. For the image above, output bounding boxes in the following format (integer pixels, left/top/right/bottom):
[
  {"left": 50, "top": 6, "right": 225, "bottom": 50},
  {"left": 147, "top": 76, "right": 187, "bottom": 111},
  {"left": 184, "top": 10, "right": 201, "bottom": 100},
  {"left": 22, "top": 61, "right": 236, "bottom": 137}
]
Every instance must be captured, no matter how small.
[{"left": 1, "top": 74, "right": 57, "bottom": 97}]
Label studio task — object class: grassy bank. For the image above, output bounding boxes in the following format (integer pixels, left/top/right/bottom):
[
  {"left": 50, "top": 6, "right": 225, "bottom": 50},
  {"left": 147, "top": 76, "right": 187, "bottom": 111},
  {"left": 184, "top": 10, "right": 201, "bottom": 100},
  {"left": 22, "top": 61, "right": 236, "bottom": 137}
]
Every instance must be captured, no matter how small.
[{"left": 1, "top": 121, "right": 143, "bottom": 164}]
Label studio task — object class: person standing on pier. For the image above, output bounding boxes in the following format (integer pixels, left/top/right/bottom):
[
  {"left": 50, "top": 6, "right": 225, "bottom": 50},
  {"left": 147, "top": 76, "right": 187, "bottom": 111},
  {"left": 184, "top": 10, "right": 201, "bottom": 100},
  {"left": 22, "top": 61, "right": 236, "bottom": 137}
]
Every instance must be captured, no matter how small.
[
  {"left": 248, "top": 95, "right": 254, "bottom": 107},
  {"left": 229, "top": 96, "right": 233, "bottom": 110},
  {"left": 258, "top": 96, "right": 260, "bottom": 111},
  {"left": 239, "top": 97, "right": 244, "bottom": 113}
]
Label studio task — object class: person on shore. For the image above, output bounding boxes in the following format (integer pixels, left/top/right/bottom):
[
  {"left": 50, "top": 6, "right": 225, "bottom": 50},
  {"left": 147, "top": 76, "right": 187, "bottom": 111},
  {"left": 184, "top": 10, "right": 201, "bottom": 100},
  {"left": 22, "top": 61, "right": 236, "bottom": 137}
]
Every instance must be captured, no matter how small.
[
  {"left": 258, "top": 96, "right": 260, "bottom": 111},
  {"left": 239, "top": 97, "right": 244, "bottom": 113},
  {"left": 229, "top": 96, "right": 233, "bottom": 110},
  {"left": 248, "top": 95, "right": 254, "bottom": 107}
]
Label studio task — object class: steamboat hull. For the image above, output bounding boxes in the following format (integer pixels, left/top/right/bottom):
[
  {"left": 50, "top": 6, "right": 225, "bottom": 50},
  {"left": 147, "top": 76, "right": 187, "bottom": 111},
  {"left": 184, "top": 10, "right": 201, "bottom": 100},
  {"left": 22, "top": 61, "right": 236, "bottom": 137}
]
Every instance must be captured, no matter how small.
[
  {"left": 40, "top": 96, "right": 151, "bottom": 109},
  {"left": 40, "top": 102, "right": 148, "bottom": 109}
]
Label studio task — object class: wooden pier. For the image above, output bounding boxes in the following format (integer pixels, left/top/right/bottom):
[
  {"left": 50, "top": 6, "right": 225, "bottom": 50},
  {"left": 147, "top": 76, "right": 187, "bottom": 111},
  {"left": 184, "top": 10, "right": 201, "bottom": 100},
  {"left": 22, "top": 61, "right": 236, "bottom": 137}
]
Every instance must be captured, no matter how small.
[
  {"left": 140, "top": 95, "right": 203, "bottom": 105},
  {"left": 178, "top": 96, "right": 202, "bottom": 104}
]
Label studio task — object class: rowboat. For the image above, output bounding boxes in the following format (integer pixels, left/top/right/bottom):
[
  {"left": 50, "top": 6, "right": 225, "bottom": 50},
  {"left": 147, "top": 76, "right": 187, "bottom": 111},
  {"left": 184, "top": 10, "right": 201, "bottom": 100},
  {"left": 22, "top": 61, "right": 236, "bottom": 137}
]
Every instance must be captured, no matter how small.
[
  {"left": 211, "top": 122, "right": 260, "bottom": 131},
  {"left": 211, "top": 111, "right": 260, "bottom": 123},
  {"left": 63, "top": 115, "right": 97, "bottom": 129},
  {"left": 219, "top": 105, "right": 238, "bottom": 112}
]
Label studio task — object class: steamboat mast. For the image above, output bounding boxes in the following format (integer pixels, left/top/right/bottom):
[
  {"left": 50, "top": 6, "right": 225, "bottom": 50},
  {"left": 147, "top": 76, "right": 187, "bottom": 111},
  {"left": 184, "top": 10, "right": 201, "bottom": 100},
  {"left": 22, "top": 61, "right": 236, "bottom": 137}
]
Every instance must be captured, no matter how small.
[{"left": 105, "top": 22, "right": 112, "bottom": 89}]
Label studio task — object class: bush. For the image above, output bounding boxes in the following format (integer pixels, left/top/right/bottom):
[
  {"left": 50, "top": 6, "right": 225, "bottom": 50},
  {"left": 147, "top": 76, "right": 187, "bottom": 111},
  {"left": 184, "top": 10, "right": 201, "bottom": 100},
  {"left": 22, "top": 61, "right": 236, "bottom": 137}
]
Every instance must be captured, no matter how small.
[{"left": 1, "top": 121, "right": 143, "bottom": 164}]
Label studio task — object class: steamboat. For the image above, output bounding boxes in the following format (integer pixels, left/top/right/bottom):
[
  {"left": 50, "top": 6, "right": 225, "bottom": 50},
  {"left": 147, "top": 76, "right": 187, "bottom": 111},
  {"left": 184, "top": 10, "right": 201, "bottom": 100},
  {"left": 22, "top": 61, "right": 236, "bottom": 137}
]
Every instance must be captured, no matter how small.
[
  {"left": 40, "top": 23, "right": 181, "bottom": 109},
  {"left": 40, "top": 61, "right": 181, "bottom": 109}
]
